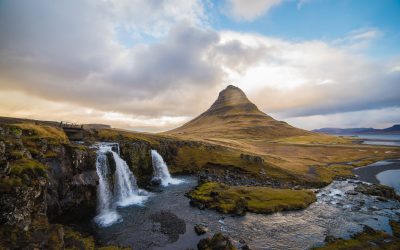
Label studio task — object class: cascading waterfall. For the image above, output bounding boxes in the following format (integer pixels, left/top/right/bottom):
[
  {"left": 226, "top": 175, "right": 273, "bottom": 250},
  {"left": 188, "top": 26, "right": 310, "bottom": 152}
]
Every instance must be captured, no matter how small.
[
  {"left": 112, "top": 150, "right": 148, "bottom": 206},
  {"left": 151, "top": 149, "right": 183, "bottom": 186},
  {"left": 94, "top": 144, "right": 148, "bottom": 227}
]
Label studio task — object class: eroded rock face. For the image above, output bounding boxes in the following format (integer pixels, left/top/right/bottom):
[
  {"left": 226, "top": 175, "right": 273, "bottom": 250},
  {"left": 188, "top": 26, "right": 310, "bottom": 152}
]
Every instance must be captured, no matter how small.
[
  {"left": 0, "top": 124, "right": 98, "bottom": 228},
  {"left": 240, "top": 154, "right": 264, "bottom": 164},
  {"left": 45, "top": 145, "right": 98, "bottom": 222},
  {"left": 0, "top": 178, "right": 47, "bottom": 229},
  {"left": 355, "top": 183, "right": 400, "bottom": 201},
  {"left": 119, "top": 140, "right": 153, "bottom": 187}
]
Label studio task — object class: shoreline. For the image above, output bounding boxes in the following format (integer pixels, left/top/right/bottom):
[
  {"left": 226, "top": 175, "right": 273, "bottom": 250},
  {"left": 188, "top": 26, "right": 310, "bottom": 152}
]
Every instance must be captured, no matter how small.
[{"left": 353, "top": 159, "right": 400, "bottom": 184}]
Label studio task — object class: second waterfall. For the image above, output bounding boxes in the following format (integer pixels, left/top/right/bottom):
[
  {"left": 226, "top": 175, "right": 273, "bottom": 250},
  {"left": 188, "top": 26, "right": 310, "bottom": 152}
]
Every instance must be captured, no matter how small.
[
  {"left": 94, "top": 144, "right": 149, "bottom": 227},
  {"left": 151, "top": 149, "right": 183, "bottom": 186}
]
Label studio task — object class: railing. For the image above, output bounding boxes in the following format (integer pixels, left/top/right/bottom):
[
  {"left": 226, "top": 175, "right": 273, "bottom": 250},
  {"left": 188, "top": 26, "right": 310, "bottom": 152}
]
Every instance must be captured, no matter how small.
[{"left": 59, "top": 121, "right": 83, "bottom": 129}]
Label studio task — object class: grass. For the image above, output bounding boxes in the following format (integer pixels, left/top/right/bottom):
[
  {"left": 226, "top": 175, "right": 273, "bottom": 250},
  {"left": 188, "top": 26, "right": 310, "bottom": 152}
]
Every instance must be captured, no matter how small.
[
  {"left": 13, "top": 123, "right": 68, "bottom": 143},
  {"left": 188, "top": 182, "right": 316, "bottom": 215},
  {"left": 64, "top": 227, "right": 95, "bottom": 250},
  {"left": 9, "top": 159, "right": 47, "bottom": 178},
  {"left": 0, "top": 177, "right": 23, "bottom": 191},
  {"left": 313, "top": 222, "right": 400, "bottom": 250},
  {"left": 97, "top": 128, "right": 160, "bottom": 145},
  {"left": 271, "top": 134, "right": 353, "bottom": 145}
]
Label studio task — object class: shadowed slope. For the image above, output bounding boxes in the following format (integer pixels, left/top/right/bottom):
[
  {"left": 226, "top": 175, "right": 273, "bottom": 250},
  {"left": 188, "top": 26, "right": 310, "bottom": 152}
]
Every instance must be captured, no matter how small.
[{"left": 166, "top": 85, "right": 309, "bottom": 139}]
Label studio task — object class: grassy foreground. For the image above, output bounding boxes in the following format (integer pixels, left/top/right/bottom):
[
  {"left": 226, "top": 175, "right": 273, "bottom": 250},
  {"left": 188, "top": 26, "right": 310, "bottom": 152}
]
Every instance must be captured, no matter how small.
[
  {"left": 187, "top": 182, "right": 316, "bottom": 215},
  {"left": 313, "top": 221, "right": 400, "bottom": 250}
]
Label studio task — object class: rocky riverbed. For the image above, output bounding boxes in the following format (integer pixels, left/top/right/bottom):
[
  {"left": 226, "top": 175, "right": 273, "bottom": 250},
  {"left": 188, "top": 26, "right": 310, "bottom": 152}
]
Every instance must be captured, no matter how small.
[{"left": 75, "top": 176, "right": 400, "bottom": 250}]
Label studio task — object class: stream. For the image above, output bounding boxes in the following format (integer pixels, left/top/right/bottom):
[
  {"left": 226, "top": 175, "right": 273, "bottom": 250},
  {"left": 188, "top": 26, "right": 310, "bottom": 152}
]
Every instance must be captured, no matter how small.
[{"left": 80, "top": 176, "right": 400, "bottom": 250}]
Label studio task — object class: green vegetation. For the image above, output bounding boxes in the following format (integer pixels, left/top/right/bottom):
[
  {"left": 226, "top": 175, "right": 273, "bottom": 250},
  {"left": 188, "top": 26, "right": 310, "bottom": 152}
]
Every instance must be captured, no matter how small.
[
  {"left": 313, "top": 223, "right": 400, "bottom": 250},
  {"left": 272, "top": 134, "right": 352, "bottom": 145},
  {"left": 9, "top": 159, "right": 47, "bottom": 178},
  {"left": 188, "top": 182, "right": 316, "bottom": 215},
  {"left": 64, "top": 227, "right": 95, "bottom": 250},
  {"left": 0, "top": 218, "right": 64, "bottom": 250},
  {"left": 0, "top": 177, "right": 23, "bottom": 191},
  {"left": 97, "top": 128, "right": 160, "bottom": 145},
  {"left": 391, "top": 221, "right": 400, "bottom": 238},
  {"left": 13, "top": 123, "right": 68, "bottom": 143},
  {"left": 197, "top": 233, "right": 237, "bottom": 250},
  {"left": 355, "top": 183, "right": 400, "bottom": 201}
]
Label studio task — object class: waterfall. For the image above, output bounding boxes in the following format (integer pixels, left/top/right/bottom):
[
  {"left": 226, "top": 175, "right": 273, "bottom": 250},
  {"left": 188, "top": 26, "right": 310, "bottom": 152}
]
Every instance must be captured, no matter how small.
[
  {"left": 94, "top": 144, "right": 148, "bottom": 227},
  {"left": 151, "top": 149, "right": 183, "bottom": 186},
  {"left": 112, "top": 150, "right": 148, "bottom": 207}
]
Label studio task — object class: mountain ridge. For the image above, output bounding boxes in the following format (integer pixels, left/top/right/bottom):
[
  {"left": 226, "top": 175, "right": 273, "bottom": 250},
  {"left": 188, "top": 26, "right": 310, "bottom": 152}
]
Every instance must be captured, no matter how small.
[
  {"left": 166, "top": 85, "right": 310, "bottom": 139},
  {"left": 313, "top": 124, "right": 400, "bottom": 135}
]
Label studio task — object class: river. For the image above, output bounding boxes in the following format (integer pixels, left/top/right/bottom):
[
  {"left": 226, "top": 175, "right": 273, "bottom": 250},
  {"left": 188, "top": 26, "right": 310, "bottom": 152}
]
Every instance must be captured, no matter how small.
[{"left": 77, "top": 176, "right": 400, "bottom": 250}]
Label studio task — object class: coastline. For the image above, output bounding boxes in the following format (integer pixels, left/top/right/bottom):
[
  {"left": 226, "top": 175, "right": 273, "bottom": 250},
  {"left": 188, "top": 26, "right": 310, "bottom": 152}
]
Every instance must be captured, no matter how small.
[{"left": 353, "top": 159, "right": 400, "bottom": 184}]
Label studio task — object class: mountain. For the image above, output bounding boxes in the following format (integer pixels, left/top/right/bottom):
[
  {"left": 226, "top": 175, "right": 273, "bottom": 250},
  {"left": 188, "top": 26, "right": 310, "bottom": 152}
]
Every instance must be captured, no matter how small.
[
  {"left": 313, "top": 124, "right": 400, "bottom": 135},
  {"left": 166, "top": 85, "right": 309, "bottom": 139}
]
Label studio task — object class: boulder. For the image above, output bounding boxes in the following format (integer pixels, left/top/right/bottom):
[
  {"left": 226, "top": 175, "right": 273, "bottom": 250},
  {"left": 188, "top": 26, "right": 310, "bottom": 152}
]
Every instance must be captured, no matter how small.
[
  {"left": 194, "top": 224, "right": 208, "bottom": 235},
  {"left": 197, "top": 233, "right": 237, "bottom": 250}
]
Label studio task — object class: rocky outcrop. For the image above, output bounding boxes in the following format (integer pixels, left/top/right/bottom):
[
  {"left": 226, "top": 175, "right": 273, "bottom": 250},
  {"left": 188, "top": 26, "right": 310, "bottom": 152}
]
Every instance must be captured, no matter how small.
[
  {"left": 118, "top": 140, "right": 153, "bottom": 187},
  {"left": 355, "top": 183, "right": 400, "bottom": 202},
  {"left": 240, "top": 154, "right": 264, "bottom": 164},
  {"left": 197, "top": 233, "right": 237, "bottom": 250},
  {"left": 0, "top": 123, "right": 98, "bottom": 230},
  {"left": 194, "top": 224, "right": 208, "bottom": 235},
  {"left": 46, "top": 144, "right": 98, "bottom": 222},
  {"left": 0, "top": 177, "right": 47, "bottom": 229}
]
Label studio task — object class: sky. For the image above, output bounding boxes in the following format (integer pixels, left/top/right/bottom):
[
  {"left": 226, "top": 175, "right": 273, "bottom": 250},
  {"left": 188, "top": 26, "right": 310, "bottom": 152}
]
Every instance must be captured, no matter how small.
[{"left": 0, "top": 0, "right": 399, "bottom": 132}]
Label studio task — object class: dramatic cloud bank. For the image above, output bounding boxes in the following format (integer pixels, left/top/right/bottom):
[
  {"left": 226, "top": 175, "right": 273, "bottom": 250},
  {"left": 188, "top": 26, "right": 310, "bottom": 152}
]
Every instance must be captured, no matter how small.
[{"left": 0, "top": 0, "right": 399, "bottom": 131}]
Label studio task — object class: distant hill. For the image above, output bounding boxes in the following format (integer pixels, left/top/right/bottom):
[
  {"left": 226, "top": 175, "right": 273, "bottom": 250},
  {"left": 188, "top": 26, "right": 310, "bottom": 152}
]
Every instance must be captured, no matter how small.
[
  {"left": 313, "top": 124, "right": 400, "bottom": 135},
  {"left": 166, "top": 85, "right": 310, "bottom": 139}
]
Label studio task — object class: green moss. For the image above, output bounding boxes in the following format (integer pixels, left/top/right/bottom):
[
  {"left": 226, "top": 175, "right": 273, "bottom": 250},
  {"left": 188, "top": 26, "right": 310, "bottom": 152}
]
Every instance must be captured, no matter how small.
[
  {"left": 0, "top": 177, "right": 23, "bottom": 191},
  {"left": 10, "top": 127, "right": 22, "bottom": 137},
  {"left": 9, "top": 159, "right": 47, "bottom": 178},
  {"left": 0, "top": 218, "right": 64, "bottom": 250},
  {"left": 97, "top": 128, "right": 159, "bottom": 145},
  {"left": 312, "top": 165, "right": 355, "bottom": 184},
  {"left": 171, "top": 144, "right": 297, "bottom": 183},
  {"left": 188, "top": 182, "right": 316, "bottom": 215},
  {"left": 13, "top": 123, "right": 68, "bottom": 143},
  {"left": 44, "top": 150, "right": 58, "bottom": 158},
  {"left": 313, "top": 225, "right": 400, "bottom": 250},
  {"left": 197, "top": 233, "right": 237, "bottom": 250},
  {"left": 355, "top": 183, "right": 400, "bottom": 201},
  {"left": 64, "top": 228, "right": 95, "bottom": 250},
  {"left": 9, "top": 150, "right": 24, "bottom": 160},
  {"left": 390, "top": 221, "right": 400, "bottom": 238}
]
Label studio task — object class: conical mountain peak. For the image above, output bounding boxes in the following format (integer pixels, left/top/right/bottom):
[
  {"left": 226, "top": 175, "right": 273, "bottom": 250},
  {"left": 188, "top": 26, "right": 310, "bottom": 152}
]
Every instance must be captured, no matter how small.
[
  {"left": 206, "top": 85, "right": 262, "bottom": 115},
  {"left": 166, "top": 84, "right": 309, "bottom": 139}
]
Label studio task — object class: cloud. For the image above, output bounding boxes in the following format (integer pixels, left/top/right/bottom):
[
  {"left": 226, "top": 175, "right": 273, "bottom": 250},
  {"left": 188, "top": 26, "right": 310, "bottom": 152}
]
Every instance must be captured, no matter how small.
[
  {"left": 0, "top": 0, "right": 221, "bottom": 116},
  {"left": 223, "top": 0, "right": 283, "bottom": 21},
  {"left": 333, "top": 28, "right": 382, "bottom": 50},
  {"left": 280, "top": 107, "right": 400, "bottom": 130},
  {"left": 0, "top": 0, "right": 266, "bottom": 128},
  {"left": 220, "top": 31, "right": 400, "bottom": 118},
  {"left": 0, "top": 0, "right": 399, "bottom": 132}
]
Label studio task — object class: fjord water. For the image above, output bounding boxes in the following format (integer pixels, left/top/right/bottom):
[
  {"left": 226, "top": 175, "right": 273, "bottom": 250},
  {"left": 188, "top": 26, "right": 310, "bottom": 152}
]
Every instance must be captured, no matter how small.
[
  {"left": 356, "top": 134, "right": 400, "bottom": 146},
  {"left": 377, "top": 170, "right": 400, "bottom": 194},
  {"left": 94, "top": 144, "right": 148, "bottom": 227},
  {"left": 353, "top": 159, "right": 400, "bottom": 193},
  {"left": 151, "top": 149, "right": 183, "bottom": 186}
]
